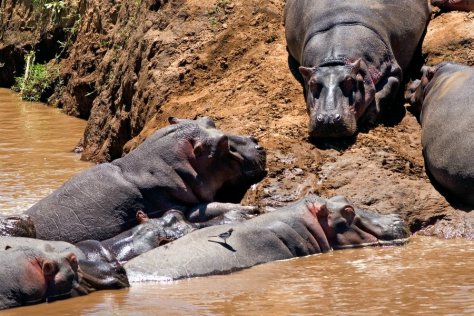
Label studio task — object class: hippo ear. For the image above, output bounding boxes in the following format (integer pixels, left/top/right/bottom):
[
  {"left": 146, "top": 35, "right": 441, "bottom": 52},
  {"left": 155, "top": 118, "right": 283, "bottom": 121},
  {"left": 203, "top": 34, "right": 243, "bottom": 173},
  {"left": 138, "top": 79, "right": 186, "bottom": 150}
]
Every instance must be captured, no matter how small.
[
  {"left": 42, "top": 260, "right": 57, "bottom": 277},
  {"left": 350, "top": 59, "right": 361, "bottom": 76},
  {"left": 168, "top": 117, "right": 180, "bottom": 125},
  {"left": 341, "top": 206, "right": 355, "bottom": 226},
  {"left": 299, "top": 66, "right": 315, "bottom": 81},
  {"left": 66, "top": 253, "right": 79, "bottom": 271},
  {"left": 136, "top": 210, "right": 149, "bottom": 224}
]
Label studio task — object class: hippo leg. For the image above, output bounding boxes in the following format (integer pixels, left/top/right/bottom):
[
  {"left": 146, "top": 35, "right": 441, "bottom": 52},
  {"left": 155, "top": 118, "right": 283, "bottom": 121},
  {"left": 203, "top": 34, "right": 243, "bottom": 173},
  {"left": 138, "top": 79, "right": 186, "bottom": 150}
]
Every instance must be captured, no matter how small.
[
  {"left": 187, "top": 202, "right": 258, "bottom": 223},
  {"left": 374, "top": 62, "right": 402, "bottom": 114}
]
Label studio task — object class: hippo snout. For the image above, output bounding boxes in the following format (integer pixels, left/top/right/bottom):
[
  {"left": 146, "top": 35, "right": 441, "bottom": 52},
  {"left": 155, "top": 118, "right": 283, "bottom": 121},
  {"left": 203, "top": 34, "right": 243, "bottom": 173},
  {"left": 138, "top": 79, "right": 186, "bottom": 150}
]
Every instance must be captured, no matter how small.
[{"left": 309, "top": 111, "right": 357, "bottom": 138}]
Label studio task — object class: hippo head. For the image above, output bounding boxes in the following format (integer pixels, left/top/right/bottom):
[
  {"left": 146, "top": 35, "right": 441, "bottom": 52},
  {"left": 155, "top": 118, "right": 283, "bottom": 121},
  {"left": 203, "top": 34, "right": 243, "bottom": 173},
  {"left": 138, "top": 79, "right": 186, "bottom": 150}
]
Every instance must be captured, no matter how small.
[
  {"left": 168, "top": 117, "right": 267, "bottom": 202},
  {"left": 9, "top": 247, "right": 80, "bottom": 303},
  {"left": 299, "top": 58, "right": 376, "bottom": 138},
  {"left": 72, "top": 240, "right": 129, "bottom": 294},
  {"left": 405, "top": 64, "right": 439, "bottom": 114},
  {"left": 306, "top": 196, "right": 409, "bottom": 250}
]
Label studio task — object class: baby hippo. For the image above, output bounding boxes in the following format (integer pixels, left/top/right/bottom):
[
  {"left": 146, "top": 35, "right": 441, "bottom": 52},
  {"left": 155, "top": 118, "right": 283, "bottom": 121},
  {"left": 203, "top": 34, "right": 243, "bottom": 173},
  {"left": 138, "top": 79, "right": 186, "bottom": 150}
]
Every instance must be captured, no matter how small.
[{"left": 406, "top": 62, "right": 474, "bottom": 205}]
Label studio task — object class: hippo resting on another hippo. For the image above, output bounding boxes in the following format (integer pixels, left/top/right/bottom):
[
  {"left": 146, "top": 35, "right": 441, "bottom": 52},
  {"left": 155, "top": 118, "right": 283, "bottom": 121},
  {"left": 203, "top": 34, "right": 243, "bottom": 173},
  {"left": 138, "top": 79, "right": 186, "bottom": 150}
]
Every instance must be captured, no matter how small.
[
  {"left": 284, "top": 0, "right": 430, "bottom": 138},
  {"left": 125, "top": 195, "right": 410, "bottom": 281},
  {"left": 406, "top": 62, "right": 474, "bottom": 206},
  {"left": 25, "top": 117, "right": 266, "bottom": 243},
  {"left": 0, "top": 237, "right": 129, "bottom": 310},
  {"left": 431, "top": 0, "right": 474, "bottom": 11}
]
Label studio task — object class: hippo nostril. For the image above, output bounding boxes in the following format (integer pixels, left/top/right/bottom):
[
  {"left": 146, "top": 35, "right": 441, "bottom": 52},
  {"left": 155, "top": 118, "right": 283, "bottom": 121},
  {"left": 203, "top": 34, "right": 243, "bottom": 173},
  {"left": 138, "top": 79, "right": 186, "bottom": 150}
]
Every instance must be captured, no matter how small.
[
  {"left": 316, "top": 114, "right": 324, "bottom": 122},
  {"left": 255, "top": 145, "right": 263, "bottom": 150},
  {"left": 334, "top": 114, "right": 341, "bottom": 122}
]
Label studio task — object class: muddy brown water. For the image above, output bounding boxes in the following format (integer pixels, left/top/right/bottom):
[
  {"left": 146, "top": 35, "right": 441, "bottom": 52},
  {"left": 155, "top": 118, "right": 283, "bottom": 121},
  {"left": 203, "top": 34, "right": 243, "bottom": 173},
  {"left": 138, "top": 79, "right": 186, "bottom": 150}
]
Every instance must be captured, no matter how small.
[{"left": 1, "top": 89, "right": 473, "bottom": 315}]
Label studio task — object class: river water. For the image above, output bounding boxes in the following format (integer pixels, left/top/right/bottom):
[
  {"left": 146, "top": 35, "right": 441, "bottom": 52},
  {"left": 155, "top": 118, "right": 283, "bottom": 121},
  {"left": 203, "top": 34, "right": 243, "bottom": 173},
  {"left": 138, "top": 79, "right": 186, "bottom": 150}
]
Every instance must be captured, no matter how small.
[{"left": 0, "top": 88, "right": 473, "bottom": 315}]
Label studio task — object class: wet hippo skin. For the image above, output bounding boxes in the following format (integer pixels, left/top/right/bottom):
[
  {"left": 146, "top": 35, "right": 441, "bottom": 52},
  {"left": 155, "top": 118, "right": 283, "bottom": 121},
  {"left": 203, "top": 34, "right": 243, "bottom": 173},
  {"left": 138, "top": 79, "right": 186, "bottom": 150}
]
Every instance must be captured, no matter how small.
[
  {"left": 125, "top": 195, "right": 410, "bottom": 281},
  {"left": 25, "top": 117, "right": 266, "bottom": 243},
  {"left": 0, "top": 236, "right": 129, "bottom": 310}
]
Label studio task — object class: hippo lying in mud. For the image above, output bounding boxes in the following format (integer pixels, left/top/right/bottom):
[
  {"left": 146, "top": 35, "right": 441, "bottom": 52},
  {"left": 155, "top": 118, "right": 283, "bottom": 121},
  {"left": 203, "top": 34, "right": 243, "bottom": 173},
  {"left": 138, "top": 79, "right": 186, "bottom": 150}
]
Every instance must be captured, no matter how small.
[
  {"left": 0, "top": 214, "right": 36, "bottom": 238},
  {"left": 125, "top": 195, "right": 410, "bottom": 281},
  {"left": 406, "top": 62, "right": 474, "bottom": 206},
  {"left": 0, "top": 237, "right": 129, "bottom": 310},
  {"left": 25, "top": 117, "right": 266, "bottom": 243},
  {"left": 284, "top": 0, "right": 430, "bottom": 138},
  {"left": 431, "top": 0, "right": 474, "bottom": 11}
]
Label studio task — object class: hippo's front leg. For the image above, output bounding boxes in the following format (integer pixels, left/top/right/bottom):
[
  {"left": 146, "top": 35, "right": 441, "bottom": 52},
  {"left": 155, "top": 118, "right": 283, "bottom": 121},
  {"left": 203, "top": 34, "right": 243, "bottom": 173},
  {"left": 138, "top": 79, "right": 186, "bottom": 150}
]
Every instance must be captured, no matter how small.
[
  {"left": 374, "top": 62, "right": 402, "bottom": 114},
  {"left": 186, "top": 202, "right": 259, "bottom": 224}
]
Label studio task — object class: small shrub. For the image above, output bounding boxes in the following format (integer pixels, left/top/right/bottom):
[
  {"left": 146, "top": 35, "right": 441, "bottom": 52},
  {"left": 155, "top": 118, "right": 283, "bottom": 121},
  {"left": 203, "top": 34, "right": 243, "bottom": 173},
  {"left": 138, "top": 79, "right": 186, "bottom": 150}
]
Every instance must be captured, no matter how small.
[{"left": 13, "top": 52, "right": 61, "bottom": 102}]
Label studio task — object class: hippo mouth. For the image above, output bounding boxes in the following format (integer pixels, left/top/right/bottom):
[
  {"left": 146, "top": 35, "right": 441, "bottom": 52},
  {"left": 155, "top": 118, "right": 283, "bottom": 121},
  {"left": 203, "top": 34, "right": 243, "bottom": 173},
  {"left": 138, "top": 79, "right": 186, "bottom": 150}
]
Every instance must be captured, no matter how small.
[
  {"left": 45, "top": 289, "right": 73, "bottom": 302},
  {"left": 333, "top": 237, "right": 410, "bottom": 250},
  {"left": 309, "top": 111, "right": 358, "bottom": 138}
]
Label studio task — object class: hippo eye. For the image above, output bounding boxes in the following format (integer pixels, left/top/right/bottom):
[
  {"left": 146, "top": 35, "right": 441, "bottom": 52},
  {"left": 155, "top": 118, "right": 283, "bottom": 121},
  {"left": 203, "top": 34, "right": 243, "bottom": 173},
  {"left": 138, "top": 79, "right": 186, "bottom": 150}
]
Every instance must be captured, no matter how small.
[
  {"left": 309, "top": 79, "right": 322, "bottom": 97},
  {"left": 340, "top": 77, "right": 354, "bottom": 96},
  {"left": 334, "top": 220, "right": 348, "bottom": 234}
]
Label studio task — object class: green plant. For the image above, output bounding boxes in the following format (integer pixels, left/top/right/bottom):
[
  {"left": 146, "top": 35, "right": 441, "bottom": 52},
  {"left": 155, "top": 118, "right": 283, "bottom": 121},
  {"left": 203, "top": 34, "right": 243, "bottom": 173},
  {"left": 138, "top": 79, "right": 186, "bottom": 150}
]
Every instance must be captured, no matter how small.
[
  {"left": 12, "top": 51, "right": 61, "bottom": 102},
  {"left": 56, "top": 14, "right": 81, "bottom": 59}
]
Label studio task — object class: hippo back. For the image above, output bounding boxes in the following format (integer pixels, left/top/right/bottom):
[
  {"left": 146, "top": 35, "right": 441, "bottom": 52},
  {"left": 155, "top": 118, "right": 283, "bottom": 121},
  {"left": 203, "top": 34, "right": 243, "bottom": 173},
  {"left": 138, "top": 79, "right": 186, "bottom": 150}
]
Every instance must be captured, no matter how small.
[
  {"left": 420, "top": 63, "right": 474, "bottom": 204},
  {"left": 285, "top": 0, "right": 430, "bottom": 68}
]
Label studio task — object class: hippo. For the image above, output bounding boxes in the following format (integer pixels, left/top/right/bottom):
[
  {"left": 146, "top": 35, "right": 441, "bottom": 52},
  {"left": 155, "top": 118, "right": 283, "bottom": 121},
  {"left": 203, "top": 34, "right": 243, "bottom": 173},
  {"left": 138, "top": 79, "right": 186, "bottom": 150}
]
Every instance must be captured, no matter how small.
[
  {"left": 431, "top": 0, "right": 474, "bottom": 11},
  {"left": 0, "top": 237, "right": 129, "bottom": 308},
  {"left": 76, "top": 210, "right": 197, "bottom": 263},
  {"left": 25, "top": 117, "right": 267, "bottom": 243},
  {"left": 284, "top": 0, "right": 431, "bottom": 138},
  {"left": 405, "top": 62, "right": 474, "bottom": 206},
  {"left": 76, "top": 205, "right": 256, "bottom": 263},
  {"left": 124, "top": 195, "right": 410, "bottom": 281},
  {"left": 0, "top": 214, "right": 36, "bottom": 238},
  {"left": 0, "top": 244, "right": 79, "bottom": 310}
]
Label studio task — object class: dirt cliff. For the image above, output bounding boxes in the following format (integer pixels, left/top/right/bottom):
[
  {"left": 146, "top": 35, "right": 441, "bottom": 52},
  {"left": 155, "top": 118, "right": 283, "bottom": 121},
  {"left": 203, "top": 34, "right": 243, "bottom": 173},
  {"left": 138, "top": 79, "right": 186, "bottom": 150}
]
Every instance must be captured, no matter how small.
[{"left": 0, "top": 1, "right": 473, "bottom": 238}]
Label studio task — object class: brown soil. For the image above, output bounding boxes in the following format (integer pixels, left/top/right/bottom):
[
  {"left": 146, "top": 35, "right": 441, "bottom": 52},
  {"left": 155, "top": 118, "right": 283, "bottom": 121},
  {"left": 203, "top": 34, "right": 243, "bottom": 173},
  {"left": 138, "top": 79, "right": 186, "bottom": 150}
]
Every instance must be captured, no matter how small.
[{"left": 0, "top": 1, "right": 473, "bottom": 238}]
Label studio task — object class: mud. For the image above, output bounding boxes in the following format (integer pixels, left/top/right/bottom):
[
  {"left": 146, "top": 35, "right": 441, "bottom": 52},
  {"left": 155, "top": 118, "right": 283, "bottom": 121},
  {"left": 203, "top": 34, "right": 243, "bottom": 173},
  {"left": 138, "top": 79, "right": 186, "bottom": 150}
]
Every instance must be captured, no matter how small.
[{"left": 0, "top": 1, "right": 473, "bottom": 238}]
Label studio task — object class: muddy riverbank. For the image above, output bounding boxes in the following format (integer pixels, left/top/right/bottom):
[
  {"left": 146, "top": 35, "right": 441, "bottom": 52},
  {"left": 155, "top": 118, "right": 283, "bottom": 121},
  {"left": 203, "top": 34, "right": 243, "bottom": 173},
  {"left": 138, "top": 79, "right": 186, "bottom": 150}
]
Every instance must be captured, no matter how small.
[{"left": 0, "top": 1, "right": 473, "bottom": 237}]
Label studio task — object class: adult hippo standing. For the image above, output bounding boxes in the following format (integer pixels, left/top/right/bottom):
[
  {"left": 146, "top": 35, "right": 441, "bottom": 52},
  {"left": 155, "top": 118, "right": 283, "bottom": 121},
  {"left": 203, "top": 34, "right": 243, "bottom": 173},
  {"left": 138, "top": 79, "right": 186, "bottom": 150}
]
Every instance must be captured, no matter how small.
[
  {"left": 284, "top": 0, "right": 431, "bottom": 138},
  {"left": 406, "top": 62, "right": 474, "bottom": 206},
  {"left": 125, "top": 195, "right": 410, "bottom": 281},
  {"left": 25, "top": 117, "right": 266, "bottom": 243}
]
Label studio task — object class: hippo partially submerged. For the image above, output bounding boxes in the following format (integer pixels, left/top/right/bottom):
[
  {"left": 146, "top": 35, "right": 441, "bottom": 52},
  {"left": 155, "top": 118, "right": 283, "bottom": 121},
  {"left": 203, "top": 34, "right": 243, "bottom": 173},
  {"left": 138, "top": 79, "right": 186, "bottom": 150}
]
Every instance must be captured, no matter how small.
[
  {"left": 0, "top": 214, "right": 36, "bottom": 238},
  {"left": 431, "top": 0, "right": 474, "bottom": 11},
  {"left": 0, "top": 237, "right": 129, "bottom": 310},
  {"left": 0, "top": 246, "right": 78, "bottom": 310},
  {"left": 406, "top": 62, "right": 474, "bottom": 206},
  {"left": 284, "top": 0, "right": 430, "bottom": 138},
  {"left": 25, "top": 117, "right": 266, "bottom": 243},
  {"left": 125, "top": 195, "right": 409, "bottom": 281}
]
